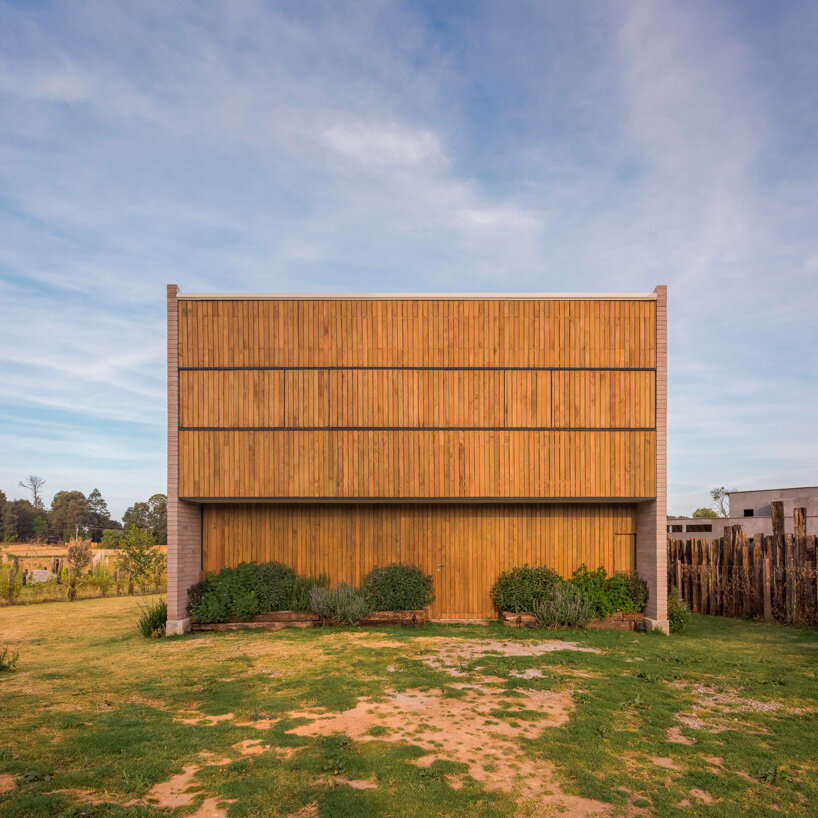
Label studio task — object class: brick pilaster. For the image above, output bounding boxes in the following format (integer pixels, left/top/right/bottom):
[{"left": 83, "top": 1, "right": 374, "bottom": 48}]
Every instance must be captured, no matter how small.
[
  {"left": 636, "top": 285, "right": 668, "bottom": 629},
  {"left": 166, "top": 284, "right": 201, "bottom": 631}
]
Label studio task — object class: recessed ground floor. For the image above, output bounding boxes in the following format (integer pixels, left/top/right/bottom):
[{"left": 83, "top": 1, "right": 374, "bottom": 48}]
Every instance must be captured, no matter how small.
[{"left": 201, "top": 502, "right": 638, "bottom": 619}]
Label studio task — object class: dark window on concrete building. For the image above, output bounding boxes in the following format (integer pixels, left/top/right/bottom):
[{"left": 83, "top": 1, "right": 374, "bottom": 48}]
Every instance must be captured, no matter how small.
[
  {"left": 743, "top": 509, "right": 754, "bottom": 517},
  {"left": 686, "top": 523, "right": 712, "bottom": 532},
  {"left": 668, "top": 524, "right": 682, "bottom": 532}
]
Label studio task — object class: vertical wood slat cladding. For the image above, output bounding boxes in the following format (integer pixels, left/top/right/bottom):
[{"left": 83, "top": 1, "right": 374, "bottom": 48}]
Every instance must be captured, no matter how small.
[
  {"left": 551, "top": 370, "right": 655, "bottom": 428},
  {"left": 177, "top": 297, "right": 657, "bottom": 500},
  {"left": 180, "top": 369, "right": 654, "bottom": 429},
  {"left": 202, "top": 503, "right": 638, "bottom": 619},
  {"left": 179, "top": 430, "right": 655, "bottom": 499},
  {"left": 178, "top": 299, "right": 656, "bottom": 368}
]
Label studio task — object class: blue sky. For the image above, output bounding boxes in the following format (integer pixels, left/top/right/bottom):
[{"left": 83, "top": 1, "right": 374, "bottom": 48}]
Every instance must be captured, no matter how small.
[{"left": 1, "top": 1, "right": 816, "bottom": 519}]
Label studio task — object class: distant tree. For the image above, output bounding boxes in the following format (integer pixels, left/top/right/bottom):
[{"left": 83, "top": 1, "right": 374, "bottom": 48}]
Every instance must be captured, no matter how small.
[
  {"left": 146, "top": 494, "right": 167, "bottom": 544},
  {"left": 86, "top": 488, "right": 114, "bottom": 541},
  {"left": 100, "top": 529, "right": 124, "bottom": 549},
  {"left": 709, "top": 486, "right": 734, "bottom": 518},
  {"left": 122, "top": 501, "right": 149, "bottom": 531},
  {"left": 692, "top": 507, "right": 719, "bottom": 519},
  {"left": 49, "top": 490, "right": 89, "bottom": 540},
  {"left": 123, "top": 494, "right": 167, "bottom": 543},
  {"left": 2, "top": 504, "right": 19, "bottom": 543},
  {"left": 18, "top": 475, "right": 47, "bottom": 509},
  {"left": 32, "top": 515, "right": 47, "bottom": 541},
  {"left": 10, "top": 499, "right": 39, "bottom": 541},
  {"left": 66, "top": 537, "right": 93, "bottom": 574},
  {"left": 117, "top": 527, "right": 163, "bottom": 593},
  {"left": 66, "top": 537, "right": 93, "bottom": 601}
]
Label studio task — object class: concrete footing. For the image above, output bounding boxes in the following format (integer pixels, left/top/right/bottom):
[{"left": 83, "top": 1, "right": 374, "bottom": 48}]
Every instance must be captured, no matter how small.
[
  {"left": 644, "top": 617, "right": 670, "bottom": 635},
  {"left": 166, "top": 618, "right": 191, "bottom": 636}
]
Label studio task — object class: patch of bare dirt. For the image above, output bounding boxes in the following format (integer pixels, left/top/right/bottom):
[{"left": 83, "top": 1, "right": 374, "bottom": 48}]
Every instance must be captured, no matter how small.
[
  {"left": 509, "top": 667, "right": 543, "bottom": 679},
  {"left": 668, "top": 682, "right": 804, "bottom": 738},
  {"left": 233, "top": 739, "right": 269, "bottom": 756},
  {"left": 652, "top": 757, "right": 682, "bottom": 771},
  {"left": 50, "top": 788, "right": 113, "bottom": 805},
  {"left": 676, "top": 713, "right": 729, "bottom": 734},
  {"left": 198, "top": 751, "right": 232, "bottom": 766},
  {"left": 288, "top": 686, "right": 610, "bottom": 813},
  {"left": 679, "top": 788, "right": 715, "bottom": 807},
  {"left": 0, "top": 773, "right": 15, "bottom": 793},
  {"left": 692, "top": 684, "right": 785, "bottom": 713},
  {"left": 141, "top": 765, "right": 232, "bottom": 818},
  {"left": 175, "top": 712, "right": 235, "bottom": 726},
  {"left": 666, "top": 726, "right": 695, "bottom": 745},
  {"left": 704, "top": 756, "right": 723, "bottom": 774},
  {"left": 416, "top": 638, "right": 600, "bottom": 679}
]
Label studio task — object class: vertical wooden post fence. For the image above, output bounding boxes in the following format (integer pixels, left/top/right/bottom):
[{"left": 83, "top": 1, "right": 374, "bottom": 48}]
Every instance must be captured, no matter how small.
[{"left": 668, "top": 506, "right": 816, "bottom": 625}]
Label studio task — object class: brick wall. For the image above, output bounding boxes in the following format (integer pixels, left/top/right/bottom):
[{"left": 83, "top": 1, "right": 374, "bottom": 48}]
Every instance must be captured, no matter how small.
[
  {"left": 636, "top": 284, "right": 668, "bottom": 622},
  {"left": 166, "top": 284, "right": 201, "bottom": 625}
]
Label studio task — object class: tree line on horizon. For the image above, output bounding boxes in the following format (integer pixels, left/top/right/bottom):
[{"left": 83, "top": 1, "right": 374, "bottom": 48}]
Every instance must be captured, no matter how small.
[{"left": 0, "top": 475, "right": 167, "bottom": 545}]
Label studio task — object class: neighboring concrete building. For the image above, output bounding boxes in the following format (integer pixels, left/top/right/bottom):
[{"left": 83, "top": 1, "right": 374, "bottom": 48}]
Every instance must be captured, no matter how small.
[
  {"left": 668, "top": 486, "right": 818, "bottom": 542},
  {"left": 167, "top": 285, "right": 669, "bottom": 633}
]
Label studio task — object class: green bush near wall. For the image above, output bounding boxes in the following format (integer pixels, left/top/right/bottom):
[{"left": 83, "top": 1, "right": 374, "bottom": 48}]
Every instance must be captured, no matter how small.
[
  {"left": 188, "top": 562, "right": 326, "bottom": 623},
  {"left": 490, "top": 566, "right": 562, "bottom": 613},
  {"left": 569, "top": 565, "right": 647, "bottom": 619},
  {"left": 490, "top": 563, "right": 649, "bottom": 625},
  {"left": 188, "top": 561, "right": 433, "bottom": 624},
  {"left": 361, "top": 564, "right": 434, "bottom": 611}
]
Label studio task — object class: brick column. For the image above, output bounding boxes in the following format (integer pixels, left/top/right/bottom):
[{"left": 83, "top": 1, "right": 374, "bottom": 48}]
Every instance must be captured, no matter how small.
[
  {"left": 166, "top": 284, "right": 201, "bottom": 634},
  {"left": 636, "top": 285, "right": 669, "bottom": 633}
]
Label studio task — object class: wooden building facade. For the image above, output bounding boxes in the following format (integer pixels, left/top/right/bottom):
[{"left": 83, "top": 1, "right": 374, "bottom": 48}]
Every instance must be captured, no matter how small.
[{"left": 166, "top": 287, "right": 669, "bottom": 629}]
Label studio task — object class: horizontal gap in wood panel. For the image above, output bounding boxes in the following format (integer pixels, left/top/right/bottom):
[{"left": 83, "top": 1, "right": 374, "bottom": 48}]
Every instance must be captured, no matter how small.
[
  {"left": 179, "top": 365, "right": 657, "bottom": 372},
  {"left": 179, "top": 426, "right": 657, "bottom": 432},
  {"left": 182, "top": 496, "right": 655, "bottom": 503}
]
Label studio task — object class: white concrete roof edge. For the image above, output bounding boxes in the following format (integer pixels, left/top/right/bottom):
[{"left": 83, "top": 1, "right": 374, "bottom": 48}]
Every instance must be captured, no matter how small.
[{"left": 175, "top": 292, "right": 659, "bottom": 301}]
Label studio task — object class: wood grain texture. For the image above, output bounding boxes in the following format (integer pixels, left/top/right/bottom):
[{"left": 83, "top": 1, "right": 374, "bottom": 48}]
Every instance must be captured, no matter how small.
[
  {"left": 203, "top": 503, "right": 638, "bottom": 619},
  {"left": 178, "top": 298, "right": 656, "bottom": 368},
  {"left": 176, "top": 297, "right": 657, "bottom": 500},
  {"left": 179, "top": 429, "right": 656, "bottom": 499}
]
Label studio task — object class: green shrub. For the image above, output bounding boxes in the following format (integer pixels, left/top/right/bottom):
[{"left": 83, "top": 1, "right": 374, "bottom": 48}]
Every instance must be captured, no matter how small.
[
  {"left": 568, "top": 565, "right": 641, "bottom": 619},
  {"left": 137, "top": 598, "right": 167, "bottom": 638},
  {"left": 89, "top": 563, "right": 113, "bottom": 597},
  {"left": 309, "top": 583, "right": 371, "bottom": 624},
  {"left": 491, "top": 566, "right": 562, "bottom": 613},
  {"left": 288, "top": 575, "right": 329, "bottom": 613},
  {"left": 254, "top": 561, "right": 299, "bottom": 611},
  {"left": 623, "top": 572, "right": 649, "bottom": 611},
  {"left": 100, "top": 529, "right": 123, "bottom": 549},
  {"left": 0, "top": 644, "right": 19, "bottom": 672},
  {"left": 188, "top": 561, "right": 299, "bottom": 623},
  {"left": 0, "top": 568, "right": 23, "bottom": 601},
  {"left": 361, "top": 564, "right": 433, "bottom": 611},
  {"left": 534, "top": 586, "right": 595, "bottom": 628},
  {"left": 667, "top": 585, "right": 690, "bottom": 633}
]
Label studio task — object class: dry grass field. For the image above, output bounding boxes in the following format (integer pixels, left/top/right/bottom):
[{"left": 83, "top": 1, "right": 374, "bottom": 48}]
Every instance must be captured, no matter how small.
[{"left": 1, "top": 596, "right": 817, "bottom": 817}]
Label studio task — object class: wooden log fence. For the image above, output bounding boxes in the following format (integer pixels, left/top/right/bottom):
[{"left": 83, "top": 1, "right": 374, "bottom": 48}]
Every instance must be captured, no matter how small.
[{"left": 667, "top": 505, "right": 817, "bottom": 624}]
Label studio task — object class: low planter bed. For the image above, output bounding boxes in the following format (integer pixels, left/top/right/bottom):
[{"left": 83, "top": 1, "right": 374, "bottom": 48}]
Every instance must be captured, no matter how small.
[
  {"left": 502, "top": 611, "right": 538, "bottom": 628},
  {"left": 191, "top": 611, "right": 318, "bottom": 632},
  {"left": 586, "top": 611, "right": 644, "bottom": 631},
  {"left": 359, "top": 609, "right": 426, "bottom": 626},
  {"left": 500, "top": 610, "right": 644, "bottom": 631}
]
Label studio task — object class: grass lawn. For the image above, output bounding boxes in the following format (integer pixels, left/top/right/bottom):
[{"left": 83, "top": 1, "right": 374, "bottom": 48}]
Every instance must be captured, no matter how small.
[{"left": 1, "top": 597, "right": 816, "bottom": 817}]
